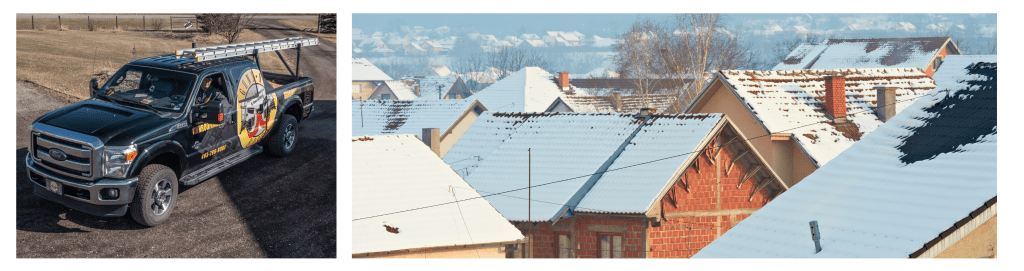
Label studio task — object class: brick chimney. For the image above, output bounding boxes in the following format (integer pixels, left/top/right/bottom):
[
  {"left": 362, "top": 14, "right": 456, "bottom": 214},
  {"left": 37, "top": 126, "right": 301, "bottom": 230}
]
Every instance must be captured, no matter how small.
[
  {"left": 874, "top": 85, "right": 897, "bottom": 122},
  {"left": 823, "top": 75, "right": 847, "bottom": 123},
  {"left": 414, "top": 85, "right": 420, "bottom": 96},
  {"left": 422, "top": 128, "right": 440, "bottom": 157},
  {"left": 558, "top": 72, "right": 570, "bottom": 91}
]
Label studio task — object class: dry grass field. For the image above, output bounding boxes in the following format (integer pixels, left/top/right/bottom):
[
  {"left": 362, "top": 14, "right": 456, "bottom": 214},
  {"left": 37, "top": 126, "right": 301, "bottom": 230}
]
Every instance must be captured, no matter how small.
[
  {"left": 16, "top": 17, "right": 178, "bottom": 31},
  {"left": 17, "top": 28, "right": 292, "bottom": 99}
]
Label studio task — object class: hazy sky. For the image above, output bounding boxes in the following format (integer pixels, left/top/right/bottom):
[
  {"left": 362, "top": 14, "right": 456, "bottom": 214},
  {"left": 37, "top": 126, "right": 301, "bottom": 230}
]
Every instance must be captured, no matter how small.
[{"left": 353, "top": 13, "right": 996, "bottom": 37}]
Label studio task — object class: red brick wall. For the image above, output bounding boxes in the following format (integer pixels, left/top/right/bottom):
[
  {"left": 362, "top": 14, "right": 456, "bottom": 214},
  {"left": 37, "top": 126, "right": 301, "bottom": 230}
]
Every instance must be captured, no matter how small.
[
  {"left": 523, "top": 217, "right": 646, "bottom": 258},
  {"left": 646, "top": 136, "right": 776, "bottom": 258}
]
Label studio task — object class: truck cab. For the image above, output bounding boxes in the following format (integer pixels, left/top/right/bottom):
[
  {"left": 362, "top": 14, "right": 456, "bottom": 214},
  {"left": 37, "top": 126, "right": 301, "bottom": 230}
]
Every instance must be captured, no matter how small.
[{"left": 25, "top": 37, "right": 317, "bottom": 226}]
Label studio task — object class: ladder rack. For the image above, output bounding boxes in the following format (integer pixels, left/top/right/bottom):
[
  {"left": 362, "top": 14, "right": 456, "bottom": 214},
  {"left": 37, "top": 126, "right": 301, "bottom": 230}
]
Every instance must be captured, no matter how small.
[{"left": 175, "top": 37, "right": 319, "bottom": 62}]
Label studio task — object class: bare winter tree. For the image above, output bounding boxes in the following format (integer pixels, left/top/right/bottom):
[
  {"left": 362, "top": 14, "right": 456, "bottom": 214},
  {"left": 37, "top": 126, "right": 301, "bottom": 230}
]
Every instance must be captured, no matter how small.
[
  {"left": 488, "top": 46, "right": 548, "bottom": 80},
  {"left": 613, "top": 17, "right": 663, "bottom": 108},
  {"left": 195, "top": 14, "right": 256, "bottom": 44},
  {"left": 658, "top": 14, "right": 752, "bottom": 109}
]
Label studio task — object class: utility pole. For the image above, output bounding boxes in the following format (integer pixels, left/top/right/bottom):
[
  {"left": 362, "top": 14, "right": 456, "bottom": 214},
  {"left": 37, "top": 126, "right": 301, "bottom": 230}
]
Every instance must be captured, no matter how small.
[{"left": 528, "top": 148, "right": 532, "bottom": 259}]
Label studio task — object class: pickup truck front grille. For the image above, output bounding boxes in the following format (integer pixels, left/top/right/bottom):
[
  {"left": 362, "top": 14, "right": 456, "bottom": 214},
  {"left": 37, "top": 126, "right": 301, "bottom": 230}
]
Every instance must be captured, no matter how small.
[{"left": 32, "top": 132, "right": 93, "bottom": 178}]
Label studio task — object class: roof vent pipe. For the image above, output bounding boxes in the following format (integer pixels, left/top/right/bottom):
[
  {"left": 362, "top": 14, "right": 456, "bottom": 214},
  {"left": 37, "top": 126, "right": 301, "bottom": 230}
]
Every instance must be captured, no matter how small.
[{"left": 809, "top": 220, "right": 822, "bottom": 253}]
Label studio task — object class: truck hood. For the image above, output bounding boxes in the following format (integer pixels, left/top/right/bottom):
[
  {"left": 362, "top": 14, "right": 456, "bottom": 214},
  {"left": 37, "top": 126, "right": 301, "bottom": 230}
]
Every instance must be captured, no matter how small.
[{"left": 37, "top": 100, "right": 171, "bottom": 143}]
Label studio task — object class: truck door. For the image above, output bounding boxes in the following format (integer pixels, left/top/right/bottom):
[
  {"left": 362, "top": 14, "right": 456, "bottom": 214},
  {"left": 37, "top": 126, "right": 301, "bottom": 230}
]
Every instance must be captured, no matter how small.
[
  {"left": 230, "top": 66, "right": 279, "bottom": 149},
  {"left": 188, "top": 72, "right": 239, "bottom": 169}
]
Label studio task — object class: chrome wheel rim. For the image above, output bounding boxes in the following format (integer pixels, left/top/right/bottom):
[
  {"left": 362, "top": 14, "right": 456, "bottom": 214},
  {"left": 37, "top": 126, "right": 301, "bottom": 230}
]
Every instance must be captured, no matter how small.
[
  {"left": 150, "top": 179, "right": 172, "bottom": 216},
  {"left": 283, "top": 123, "right": 295, "bottom": 150}
]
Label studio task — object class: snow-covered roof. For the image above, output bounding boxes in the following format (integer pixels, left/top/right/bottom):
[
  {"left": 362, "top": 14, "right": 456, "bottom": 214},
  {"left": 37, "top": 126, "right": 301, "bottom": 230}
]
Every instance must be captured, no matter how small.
[
  {"left": 352, "top": 58, "right": 393, "bottom": 81},
  {"left": 520, "top": 39, "right": 547, "bottom": 48},
  {"left": 465, "top": 72, "right": 497, "bottom": 84},
  {"left": 773, "top": 37, "right": 954, "bottom": 70},
  {"left": 452, "top": 112, "right": 730, "bottom": 221},
  {"left": 590, "top": 36, "right": 617, "bottom": 47},
  {"left": 351, "top": 99, "right": 482, "bottom": 137},
  {"left": 352, "top": 134, "right": 523, "bottom": 254},
  {"left": 521, "top": 33, "right": 540, "bottom": 40},
  {"left": 358, "top": 37, "right": 383, "bottom": 48},
  {"left": 580, "top": 67, "right": 619, "bottom": 78},
  {"left": 469, "top": 67, "right": 569, "bottom": 112},
  {"left": 425, "top": 65, "right": 453, "bottom": 77},
  {"left": 707, "top": 68, "right": 936, "bottom": 166},
  {"left": 559, "top": 94, "right": 678, "bottom": 113},
  {"left": 932, "top": 55, "right": 996, "bottom": 92},
  {"left": 380, "top": 80, "right": 417, "bottom": 100},
  {"left": 415, "top": 75, "right": 460, "bottom": 100},
  {"left": 694, "top": 61, "right": 997, "bottom": 258}
]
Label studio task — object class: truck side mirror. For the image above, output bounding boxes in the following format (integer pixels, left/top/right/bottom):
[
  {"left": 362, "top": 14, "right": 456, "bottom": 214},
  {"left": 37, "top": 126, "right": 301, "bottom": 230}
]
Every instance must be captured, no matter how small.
[
  {"left": 193, "top": 99, "right": 224, "bottom": 124},
  {"left": 90, "top": 78, "right": 100, "bottom": 96}
]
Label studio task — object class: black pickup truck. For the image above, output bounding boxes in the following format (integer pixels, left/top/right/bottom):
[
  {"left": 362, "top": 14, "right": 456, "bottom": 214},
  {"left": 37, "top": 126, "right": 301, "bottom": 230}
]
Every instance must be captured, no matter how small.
[{"left": 25, "top": 37, "right": 317, "bottom": 226}]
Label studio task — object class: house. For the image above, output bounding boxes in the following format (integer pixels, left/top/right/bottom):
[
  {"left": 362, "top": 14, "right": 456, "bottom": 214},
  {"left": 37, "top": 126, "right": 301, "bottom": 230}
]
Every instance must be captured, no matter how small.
[
  {"left": 463, "top": 72, "right": 497, "bottom": 91},
  {"left": 421, "top": 41, "right": 445, "bottom": 55},
  {"left": 404, "top": 42, "right": 427, "bottom": 56},
  {"left": 366, "top": 80, "right": 417, "bottom": 100},
  {"left": 468, "top": 67, "right": 581, "bottom": 113},
  {"left": 590, "top": 35, "right": 617, "bottom": 47},
  {"left": 352, "top": 99, "right": 487, "bottom": 158},
  {"left": 423, "top": 65, "right": 453, "bottom": 77},
  {"left": 445, "top": 112, "right": 787, "bottom": 258},
  {"left": 352, "top": 134, "right": 523, "bottom": 258},
  {"left": 357, "top": 37, "right": 386, "bottom": 49},
  {"left": 518, "top": 39, "right": 547, "bottom": 49},
  {"left": 694, "top": 60, "right": 996, "bottom": 258},
  {"left": 352, "top": 58, "right": 394, "bottom": 100},
  {"left": 685, "top": 68, "right": 936, "bottom": 187},
  {"left": 772, "top": 37, "right": 961, "bottom": 77},
  {"left": 415, "top": 75, "right": 474, "bottom": 100}
]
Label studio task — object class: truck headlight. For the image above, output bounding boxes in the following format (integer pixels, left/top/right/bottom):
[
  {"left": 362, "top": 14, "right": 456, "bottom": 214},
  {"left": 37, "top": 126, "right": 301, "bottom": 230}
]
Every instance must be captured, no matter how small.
[{"left": 103, "top": 145, "right": 137, "bottom": 178}]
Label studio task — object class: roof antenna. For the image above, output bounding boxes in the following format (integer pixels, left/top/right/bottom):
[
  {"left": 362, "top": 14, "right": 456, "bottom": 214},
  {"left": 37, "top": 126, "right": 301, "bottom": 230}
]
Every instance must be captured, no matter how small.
[{"left": 810, "top": 220, "right": 822, "bottom": 253}]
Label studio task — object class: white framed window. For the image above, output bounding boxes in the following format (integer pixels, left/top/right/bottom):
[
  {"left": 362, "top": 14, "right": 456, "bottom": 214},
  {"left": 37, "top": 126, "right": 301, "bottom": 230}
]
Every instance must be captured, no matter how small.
[{"left": 599, "top": 234, "right": 623, "bottom": 258}]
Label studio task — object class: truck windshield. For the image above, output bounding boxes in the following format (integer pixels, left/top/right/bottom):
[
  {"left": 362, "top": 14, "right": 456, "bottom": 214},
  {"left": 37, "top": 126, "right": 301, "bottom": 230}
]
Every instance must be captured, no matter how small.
[{"left": 98, "top": 66, "right": 197, "bottom": 113}]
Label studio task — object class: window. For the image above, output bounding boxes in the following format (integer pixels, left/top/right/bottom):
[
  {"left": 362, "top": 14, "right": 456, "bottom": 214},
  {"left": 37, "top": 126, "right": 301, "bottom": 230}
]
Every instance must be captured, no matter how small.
[
  {"left": 353, "top": 84, "right": 361, "bottom": 93},
  {"left": 599, "top": 233, "right": 623, "bottom": 258},
  {"left": 557, "top": 232, "right": 571, "bottom": 258},
  {"left": 933, "top": 57, "right": 943, "bottom": 70},
  {"left": 380, "top": 94, "right": 391, "bottom": 100}
]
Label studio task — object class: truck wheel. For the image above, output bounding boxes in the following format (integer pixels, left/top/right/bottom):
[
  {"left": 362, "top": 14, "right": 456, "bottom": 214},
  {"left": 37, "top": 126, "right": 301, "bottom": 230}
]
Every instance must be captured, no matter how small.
[
  {"left": 129, "top": 164, "right": 178, "bottom": 227},
  {"left": 268, "top": 114, "right": 298, "bottom": 157}
]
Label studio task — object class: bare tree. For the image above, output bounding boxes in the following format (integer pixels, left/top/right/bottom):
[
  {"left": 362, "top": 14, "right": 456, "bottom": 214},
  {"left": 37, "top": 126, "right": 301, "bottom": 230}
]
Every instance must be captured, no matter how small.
[
  {"left": 488, "top": 46, "right": 548, "bottom": 80},
  {"left": 613, "top": 17, "right": 663, "bottom": 108},
  {"left": 195, "top": 14, "right": 256, "bottom": 44},
  {"left": 659, "top": 14, "right": 752, "bottom": 109}
]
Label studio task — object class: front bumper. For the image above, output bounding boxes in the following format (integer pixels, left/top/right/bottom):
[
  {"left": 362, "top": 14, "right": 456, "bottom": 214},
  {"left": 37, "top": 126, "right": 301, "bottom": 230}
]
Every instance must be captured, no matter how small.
[{"left": 26, "top": 155, "right": 138, "bottom": 217}]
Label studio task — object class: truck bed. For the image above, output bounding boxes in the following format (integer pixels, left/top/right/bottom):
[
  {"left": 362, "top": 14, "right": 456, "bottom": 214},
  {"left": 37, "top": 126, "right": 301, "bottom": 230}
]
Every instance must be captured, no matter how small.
[{"left": 264, "top": 72, "right": 312, "bottom": 90}]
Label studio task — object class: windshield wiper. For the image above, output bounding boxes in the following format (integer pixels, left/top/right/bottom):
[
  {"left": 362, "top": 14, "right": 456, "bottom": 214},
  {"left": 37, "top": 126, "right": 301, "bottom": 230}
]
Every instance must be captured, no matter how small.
[
  {"left": 118, "top": 99, "right": 162, "bottom": 114},
  {"left": 94, "top": 94, "right": 118, "bottom": 105}
]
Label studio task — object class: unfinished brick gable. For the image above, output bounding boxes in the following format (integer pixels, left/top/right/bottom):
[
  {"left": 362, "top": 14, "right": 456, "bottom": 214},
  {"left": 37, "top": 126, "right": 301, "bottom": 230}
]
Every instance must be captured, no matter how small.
[{"left": 647, "top": 128, "right": 782, "bottom": 258}]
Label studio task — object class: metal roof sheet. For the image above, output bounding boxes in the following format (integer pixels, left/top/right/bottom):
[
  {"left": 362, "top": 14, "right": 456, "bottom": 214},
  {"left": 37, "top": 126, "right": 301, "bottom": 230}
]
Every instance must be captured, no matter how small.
[
  {"left": 694, "top": 61, "right": 996, "bottom": 258},
  {"left": 352, "top": 135, "right": 524, "bottom": 254},
  {"left": 773, "top": 37, "right": 952, "bottom": 71},
  {"left": 352, "top": 58, "right": 393, "bottom": 81},
  {"left": 351, "top": 99, "right": 479, "bottom": 137}
]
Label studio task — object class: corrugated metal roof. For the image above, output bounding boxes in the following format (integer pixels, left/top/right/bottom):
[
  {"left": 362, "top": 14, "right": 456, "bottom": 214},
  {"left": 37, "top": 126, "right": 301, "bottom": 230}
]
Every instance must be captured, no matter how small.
[
  {"left": 694, "top": 61, "right": 996, "bottom": 258},
  {"left": 773, "top": 37, "right": 953, "bottom": 70},
  {"left": 576, "top": 114, "right": 724, "bottom": 214},
  {"left": 717, "top": 68, "right": 936, "bottom": 166},
  {"left": 351, "top": 99, "right": 480, "bottom": 137},
  {"left": 561, "top": 94, "right": 678, "bottom": 113},
  {"left": 469, "top": 67, "right": 568, "bottom": 112},
  {"left": 451, "top": 112, "right": 725, "bottom": 221},
  {"left": 352, "top": 135, "right": 524, "bottom": 254},
  {"left": 352, "top": 58, "right": 393, "bottom": 81}
]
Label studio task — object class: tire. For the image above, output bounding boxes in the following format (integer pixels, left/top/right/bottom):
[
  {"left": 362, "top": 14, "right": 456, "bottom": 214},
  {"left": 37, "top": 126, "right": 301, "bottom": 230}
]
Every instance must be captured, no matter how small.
[
  {"left": 268, "top": 114, "right": 298, "bottom": 157},
  {"left": 129, "top": 164, "right": 178, "bottom": 227}
]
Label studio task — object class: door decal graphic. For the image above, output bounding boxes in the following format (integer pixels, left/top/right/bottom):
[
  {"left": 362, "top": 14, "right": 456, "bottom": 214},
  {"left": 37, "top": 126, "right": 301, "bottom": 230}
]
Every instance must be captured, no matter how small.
[{"left": 236, "top": 69, "right": 278, "bottom": 148}]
